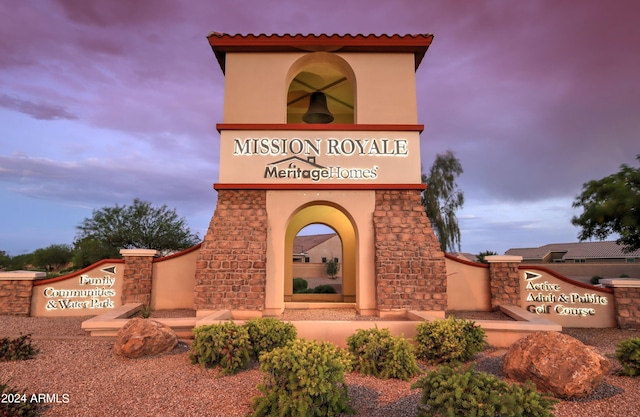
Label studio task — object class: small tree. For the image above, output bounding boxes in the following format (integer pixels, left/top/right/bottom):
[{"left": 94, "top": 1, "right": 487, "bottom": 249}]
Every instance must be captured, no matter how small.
[
  {"left": 326, "top": 258, "right": 339, "bottom": 279},
  {"left": 422, "top": 150, "right": 465, "bottom": 252},
  {"left": 72, "top": 237, "right": 120, "bottom": 268},
  {"left": 6, "top": 253, "right": 34, "bottom": 271},
  {"left": 571, "top": 155, "right": 640, "bottom": 253},
  {"left": 76, "top": 198, "right": 200, "bottom": 253},
  {"left": 0, "top": 250, "right": 10, "bottom": 270},
  {"left": 476, "top": 250, "right": 498, "bottom": 264},
  {"left": 32, "top": 244, "right": 74, "bottom": 272}
]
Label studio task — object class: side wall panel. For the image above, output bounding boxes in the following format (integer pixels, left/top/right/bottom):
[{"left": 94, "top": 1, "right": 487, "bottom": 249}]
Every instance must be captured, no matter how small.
[
  {"left": 152, "top": 248, "right": 199, "bottom": 310},
  {"left": 445, "top": 257, "right": 491, "bottom": 311}
]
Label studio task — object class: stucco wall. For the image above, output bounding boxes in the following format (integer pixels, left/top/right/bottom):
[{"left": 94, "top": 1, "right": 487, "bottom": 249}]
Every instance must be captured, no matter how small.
[
  {"left": 292, "top": 263, "right": 341, "bottom": 279},
  {"left": 152, "top": 245, "right": 199, "bottom": 310},
  {"left": 306, "top": 235, "right": 342, "bottom": 263},
  {"left": 445, "top": 256, "right": 491, "bottom": 311},
  {"left": 222, "top": 52, "right": 418, "bottom": 124}
]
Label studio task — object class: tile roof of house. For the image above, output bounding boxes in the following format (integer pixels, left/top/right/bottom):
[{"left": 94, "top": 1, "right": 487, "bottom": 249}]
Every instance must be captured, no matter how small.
[
  {"left": 293, "top": 233, "right": 337, "bottom": 254},
  {"left": 505, "top": 241, "right": 640, "bottom": 260},
  {"left": 450, "top": 252, "right": 478, "bottom": 262}
]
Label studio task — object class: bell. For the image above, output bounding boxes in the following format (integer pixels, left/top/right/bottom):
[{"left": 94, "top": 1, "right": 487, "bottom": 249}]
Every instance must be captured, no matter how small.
[{"left": 302, "top": 92, "right": 334, "bottom": 124}]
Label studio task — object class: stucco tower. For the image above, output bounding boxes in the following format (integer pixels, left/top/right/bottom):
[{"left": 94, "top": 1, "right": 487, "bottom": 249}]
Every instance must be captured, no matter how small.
[{"left": 194, "top": 33, "right": 447, "bottom": 318}]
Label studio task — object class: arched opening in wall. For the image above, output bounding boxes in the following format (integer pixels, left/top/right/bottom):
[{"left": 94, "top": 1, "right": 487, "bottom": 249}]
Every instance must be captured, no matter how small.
[
  {"left": 292, "top": 224, "right": 344, "bottom": 296},
  {"left": 286, "top": 53, "right": 356, "bottom": 124},
  {"left": 284, "top": 203, "right": 357, "bottom": 304}
]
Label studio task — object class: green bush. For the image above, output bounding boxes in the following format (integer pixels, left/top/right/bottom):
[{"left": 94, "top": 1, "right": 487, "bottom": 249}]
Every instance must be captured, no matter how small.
[
  {"left": 619, "top": 274, "right": 630, "bottom": 278},
  {"left": 296, "top": 285, "right": 338, "bottom": 294},
  {"left": 411, "top": 365, "right": 557, "bottom": 417},
  {"left": 250, "top": 339, "right": 353, "bottom": 417},
  {"left": 244, "top": 317, "right": 297, "bottom": 359},
  {"left": 615, "top": 337, "right": 640, "bottom": 377},
  {"left": 0, "top": 381, "right": 39, "bottom": 417},
  {"left": 590, "top": 275, "right": 603, "bottom": 285},
  {"left": 293, "top": 278, "right": 308, "bottom": 293},
  {"left": 414, "top": 317, "right": 486, "bottom": 364},
  {"left": 0, "top": 334, "right": 39, "bottom": 362},
  {"left": 297, "top": 284, "right": 337, "bottom": 294},
  {"left": 140, "top": 304, "right": 152, "bottom": 319},
  {"left": 346, "top": 327, "right": 421, "bottom": 381},
  {"left": 189, "top": 322, "right": 251, "bottom": 375},
  {"left": 326, "top": 259, "right": 339, "bottom": 279},
  {"left": 311, "top": 284, "right": 337, "bottom": 294}
]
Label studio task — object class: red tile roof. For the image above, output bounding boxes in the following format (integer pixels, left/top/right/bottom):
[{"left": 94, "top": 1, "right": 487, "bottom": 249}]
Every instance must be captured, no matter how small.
[
  {"left": 506, "top": 241, "right": 640, "bottom": 260},
  {"left": 207, "top": 33, "right": 434, "bottom": 73},
  {"left": 293, "top": 233, "right": 337, "bottom": 254}
]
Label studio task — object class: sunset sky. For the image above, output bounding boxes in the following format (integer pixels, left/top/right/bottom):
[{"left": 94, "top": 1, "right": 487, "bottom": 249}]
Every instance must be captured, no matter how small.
[{"left": 1, "top": 0, "right": 639, "bottom": 256}]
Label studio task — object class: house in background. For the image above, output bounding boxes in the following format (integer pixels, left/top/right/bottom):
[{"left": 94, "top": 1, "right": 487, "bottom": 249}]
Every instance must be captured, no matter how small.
[
  {"left": 449, "top": 252, "right": 478, "bottom": 263},
  {"left": 292, "top": 233, "right": 342, "bottom": 280},
  {"left": 293, "top": 233, "right": 341, "bottom": 264},
  {"left": 506, "top": 241, "right": 640, "bottom": 280}
]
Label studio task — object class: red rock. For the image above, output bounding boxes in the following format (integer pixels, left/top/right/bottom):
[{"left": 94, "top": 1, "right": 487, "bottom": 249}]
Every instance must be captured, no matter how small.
[
  {"left": 113, "top": 318, "right": 177, "bottom": 359},
  {"left": 502, "top": 331, "right": 610, "bottom": 399}
]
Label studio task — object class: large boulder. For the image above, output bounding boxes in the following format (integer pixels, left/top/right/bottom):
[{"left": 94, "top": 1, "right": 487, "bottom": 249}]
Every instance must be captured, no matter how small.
[
  {"left": 114, "top": 318, "right": 178, "bottom": 359},
  {"left": 502, "top": 331, "right": 610, "bottom": 399}
]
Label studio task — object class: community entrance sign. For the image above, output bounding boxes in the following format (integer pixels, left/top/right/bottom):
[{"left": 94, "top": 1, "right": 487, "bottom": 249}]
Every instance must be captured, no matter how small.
[
  {"left": 223, "top": 133, "right": 415, "bottom": 184},
  {"left": 193, "top": 33, "right": 447, "bottom": 317},
  {"left": 521, "top": 270, "right": 615, "bottom": 327}
]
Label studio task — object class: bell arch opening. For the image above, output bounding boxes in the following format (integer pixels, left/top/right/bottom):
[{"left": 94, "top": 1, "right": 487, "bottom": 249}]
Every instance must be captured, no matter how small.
[
  {"left": 285, "top": 52, "right": 356, "bottom": 124},
  {"left": 284, "top": 203, "right": 357, "bottom": 304}
]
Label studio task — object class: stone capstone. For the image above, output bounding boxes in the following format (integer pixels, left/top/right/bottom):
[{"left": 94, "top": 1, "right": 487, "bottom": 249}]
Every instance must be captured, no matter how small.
[
  {"left": 113, "top": 318, "right": 178, "bottom": 359},
  {"left": 502, "top": 331, "right": 610, "bottom": 399}
]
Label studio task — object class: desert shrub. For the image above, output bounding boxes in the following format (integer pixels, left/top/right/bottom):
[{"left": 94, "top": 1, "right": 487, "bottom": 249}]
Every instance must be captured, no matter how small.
[
  {"left": 140, "top": 304, "right": 152, "bottom": 319},
  {"left": 244, "top": 317, "right": 297, "bottom": 359},
  {"left": 0, "top": 381, "right": 39, "bottom": 417},
  {"left": 414, "top": 317, "right": 486, "bottom": 364},
  {"left": 250, "top": 339, "right": 353, "bottom": 417},
  {"left": 296, "top": 285, "right": 338, "bottom": 294},
  {"left": 0, "top": 334, "right": 39, "bottom": 362},
  {"left": 590, "top": 275, "right": 603, "bottom": 285},
  {"left": 411, "top": 365, "right": 557, "bottom": 417},
  {"left": 347, "top": 327, "right": 421, "bottom": 381},
  {"left": 615, "top": 337, "right": 640, "bottom": 377},
  {"left": 326, "top": 259, "right": 339, "bottom": 279},
  {"left": 293, "top": 278, "right": 308, "bottom": 293},
  {"left": 310, "top": 284, "right": 337, "bottom": 294},
  {"left": 189, "top": 322, "right": 251, "bottom": 375}
]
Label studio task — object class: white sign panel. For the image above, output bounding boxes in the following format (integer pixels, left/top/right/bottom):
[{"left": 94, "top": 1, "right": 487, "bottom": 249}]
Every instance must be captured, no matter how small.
[{"left": 219, "top": 131, "right": 422, "bottom": 184}]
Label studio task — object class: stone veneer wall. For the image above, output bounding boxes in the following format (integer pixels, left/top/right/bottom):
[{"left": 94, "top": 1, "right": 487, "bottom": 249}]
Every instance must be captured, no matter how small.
[
  {"left": 488, "top": 261, "right": 521, "bottom": 310},
  {"left": 612, "top": 287, "right": 640, "bottom": 329},
  {"left": 0, "top": 280, "right": 34, "bottom": 316},
  {"left": 373, "top": 189, "right": 447, "bottom": 311},
  {"left": 121, "top": 253, "right": 155, "bottom": 305},
  {"left": 194, "top": 190, "right": 268, "bottom": 311}
]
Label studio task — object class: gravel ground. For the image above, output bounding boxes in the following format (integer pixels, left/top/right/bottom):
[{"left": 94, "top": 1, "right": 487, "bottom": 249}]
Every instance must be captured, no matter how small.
[{"left": 2, "top": 314, "right": 640, "bottom": 417}]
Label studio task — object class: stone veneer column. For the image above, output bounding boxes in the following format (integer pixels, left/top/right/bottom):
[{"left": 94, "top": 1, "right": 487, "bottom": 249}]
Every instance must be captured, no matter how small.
[
  {"left": 373, "top": 189, "right": 447, "bottom": 313},
  {"left": 0, "top": 271, "right": 44, "bottom": 316},
  {"left": 194, "top": 189, "right": 267, "bottom": 313},
  {"left": 600, "top": 279, "right": 640, "bottom": 329},
  {"left": 120, "top": 249, "right": 158, "bottom": 305},
  {"left": 486, "top": 255, "right": 522, "bottom": 310}
]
